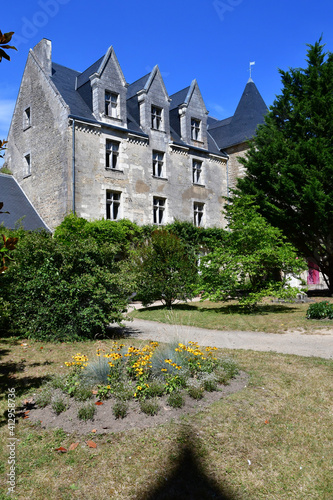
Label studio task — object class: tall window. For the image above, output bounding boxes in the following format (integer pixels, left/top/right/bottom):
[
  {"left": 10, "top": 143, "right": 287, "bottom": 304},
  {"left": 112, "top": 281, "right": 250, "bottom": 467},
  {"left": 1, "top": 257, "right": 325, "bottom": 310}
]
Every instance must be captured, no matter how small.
[
  {"left": 194, "top": 202, "right": 204, "bottom": 227},
  {"left": 151, "top": 106, "right": 162, "bottom": 130},
  {"left": 106, "top": 191, "right": 121, "bottom": 220},
  {"left": 192, "top": 160, "right": 202, "bottom": 184},
  {"left": 152, "top": 151, "right": 164, "bottom": 177},
  {"left": 191, "top": 118, "right": 201, "bottom": 140},
  {"left": 106, "top": 140, "right": 119, "bottom": 169},
  {"left": 23, "top": 107, "right": 31, "bottom": 129},
  {"left": 105, "top": 91, "right": 118, "bottom": 117},
  {"left": 153, "top": 197, "right": 166, "bottom": 225},
  {"left": 24, "top": 153, "right": 31, "bottom": 176}
]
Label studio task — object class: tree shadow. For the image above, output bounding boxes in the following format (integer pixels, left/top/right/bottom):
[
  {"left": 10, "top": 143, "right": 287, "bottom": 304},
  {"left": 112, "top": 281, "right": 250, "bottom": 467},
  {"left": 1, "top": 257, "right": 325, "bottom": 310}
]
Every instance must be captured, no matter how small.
[
  {"left": 0, "top": 357, "right": 51, "bottom": 428},
  {"left": 135, "top": 302, "right": 299, "bottom": 316},
  {"left": 139, "top": 428, "right": 240, "bottom": 500}
]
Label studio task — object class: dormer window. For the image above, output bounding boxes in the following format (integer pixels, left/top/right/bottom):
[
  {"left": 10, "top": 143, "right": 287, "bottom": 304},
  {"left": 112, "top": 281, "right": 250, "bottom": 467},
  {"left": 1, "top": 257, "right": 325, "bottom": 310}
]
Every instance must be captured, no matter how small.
[
  {"left": 191, "top": 118, "right": 201, "bottom": 140},
  {"left": 151, "top": 106, "right": 162, "bottom": 130},
  {"left": 23, "top": 107, "right": 31, "bottom": 129},
  {"left": 105, "top": 91, "right": 118, "bottom": 118}
]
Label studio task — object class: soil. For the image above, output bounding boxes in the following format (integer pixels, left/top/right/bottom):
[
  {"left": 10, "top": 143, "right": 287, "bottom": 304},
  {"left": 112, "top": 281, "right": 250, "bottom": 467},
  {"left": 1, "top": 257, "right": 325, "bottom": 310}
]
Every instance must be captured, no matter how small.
[{"left": 25, "top": 371, "right": 249, "bottom": 435}]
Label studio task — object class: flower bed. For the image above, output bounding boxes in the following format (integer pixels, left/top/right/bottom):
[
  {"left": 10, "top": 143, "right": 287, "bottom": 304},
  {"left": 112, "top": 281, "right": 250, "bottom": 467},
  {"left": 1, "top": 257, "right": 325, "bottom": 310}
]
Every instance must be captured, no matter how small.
[{"left": 43, "top": 340, "right": 239, "bottom": 420}]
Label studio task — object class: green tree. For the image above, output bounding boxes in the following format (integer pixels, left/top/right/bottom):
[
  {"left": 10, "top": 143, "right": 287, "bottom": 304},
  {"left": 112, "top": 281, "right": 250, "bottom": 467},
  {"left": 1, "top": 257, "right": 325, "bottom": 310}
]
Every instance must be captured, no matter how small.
[
  {"left": 235, "top": 39, "right": 333, "bottom": 293},
  {"left": 198, "top": 196, "right": 306, "bottom": 307},
  {"left": 130, "top": 229, "right": 198, "bottom": 309}
]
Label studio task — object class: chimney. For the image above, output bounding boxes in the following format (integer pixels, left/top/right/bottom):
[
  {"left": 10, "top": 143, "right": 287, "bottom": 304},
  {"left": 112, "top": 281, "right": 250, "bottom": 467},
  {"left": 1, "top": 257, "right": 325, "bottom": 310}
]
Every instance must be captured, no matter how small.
[{"left": 33, "top": 39, "right": 52, "bottom": 76}]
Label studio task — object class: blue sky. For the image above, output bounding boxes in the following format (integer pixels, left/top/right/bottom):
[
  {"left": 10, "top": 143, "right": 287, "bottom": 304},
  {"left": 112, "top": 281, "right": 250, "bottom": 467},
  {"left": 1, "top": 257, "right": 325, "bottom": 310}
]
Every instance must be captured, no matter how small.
[{"left": 1, "top": 0, "right": 333, "bottom": 165}]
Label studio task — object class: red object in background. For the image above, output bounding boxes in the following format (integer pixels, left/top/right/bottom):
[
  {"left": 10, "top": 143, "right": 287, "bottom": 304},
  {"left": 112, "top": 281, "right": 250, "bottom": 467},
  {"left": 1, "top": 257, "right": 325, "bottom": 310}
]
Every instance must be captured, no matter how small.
[{"left": 307, "top": 260, "right": 320, "bottom": 285}]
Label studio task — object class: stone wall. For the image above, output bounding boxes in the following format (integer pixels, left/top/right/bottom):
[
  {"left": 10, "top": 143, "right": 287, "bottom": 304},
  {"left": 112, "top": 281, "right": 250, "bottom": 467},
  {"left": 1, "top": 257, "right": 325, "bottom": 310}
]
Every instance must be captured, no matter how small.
[{"left": 6, "top": 49, "right": 71, "bottom": 230}]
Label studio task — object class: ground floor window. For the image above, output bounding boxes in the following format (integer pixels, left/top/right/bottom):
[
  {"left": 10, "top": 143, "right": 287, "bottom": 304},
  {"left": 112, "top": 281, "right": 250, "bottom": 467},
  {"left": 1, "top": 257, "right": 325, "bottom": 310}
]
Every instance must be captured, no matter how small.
[{"left": 106, "top": 190, "right": 121, "bottom": 220}]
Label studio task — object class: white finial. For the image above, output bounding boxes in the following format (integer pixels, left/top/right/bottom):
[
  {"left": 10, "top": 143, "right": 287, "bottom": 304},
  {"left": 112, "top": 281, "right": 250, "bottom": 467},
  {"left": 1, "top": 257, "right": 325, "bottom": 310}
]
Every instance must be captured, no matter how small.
[{"left": 249, "top": 61, "right": 255, "bottom": 79}]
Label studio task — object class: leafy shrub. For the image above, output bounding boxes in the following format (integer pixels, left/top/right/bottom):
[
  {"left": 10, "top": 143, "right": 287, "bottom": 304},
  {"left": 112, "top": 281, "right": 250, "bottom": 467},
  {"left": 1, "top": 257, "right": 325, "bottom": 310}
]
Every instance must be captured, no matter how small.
[
  {"left": 112, "top": 400, "right": 129, "bottom": 419},
  {"left": 306, "top": 301, "right": 333, "bottom": 319},
  {"left": 167, "top": 391, "right": 185, "bottom": 408},
  {"left": 54, "top": 214, "right": 143, "bottom": 258},
  {"left": 139, "top": 398, "right": 160, "bottom": 416},
  {"left": 2, "top": 231, "right": 132, "bottom": 341},
  {"left": 77, "top": 402, "right": 96, "bottom": 421}
]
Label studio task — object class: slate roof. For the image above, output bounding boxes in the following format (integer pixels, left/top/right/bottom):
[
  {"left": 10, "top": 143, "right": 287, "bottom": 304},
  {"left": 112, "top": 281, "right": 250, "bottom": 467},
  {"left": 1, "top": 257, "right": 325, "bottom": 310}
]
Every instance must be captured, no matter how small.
[
  {"left": 208, "top": 78, "right": 268, "bottom": 149},
  {"left": 50, "top": 55, "right": 265, "bottom": 157},
  {"left": 169, "top": 87, "right": 190, "bottom": 110},
  {"left": 51, "top": 63, "right": 95, "bottom": 120},
  {"left": 0, "top": 174, "right": 50, "bottom": 231},
  {"left": 76, "top": 55, "right": 104, "bottom": 88},
  {"left": 127, "top": 73, "right": 150, "bottom": 100}
]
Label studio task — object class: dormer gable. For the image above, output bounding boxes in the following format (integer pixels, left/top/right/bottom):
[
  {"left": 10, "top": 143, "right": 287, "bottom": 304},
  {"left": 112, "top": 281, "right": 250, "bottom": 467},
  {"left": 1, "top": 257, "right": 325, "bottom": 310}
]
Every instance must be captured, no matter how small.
[
  {"left": 171, "top": 79, "right": 209, "bottom": 148},
  {"left": 128, "top": 66, "right": 171, "bottom": 135},
  {"left": 77, "top": 46, "right": 128, "bottom": 127}
]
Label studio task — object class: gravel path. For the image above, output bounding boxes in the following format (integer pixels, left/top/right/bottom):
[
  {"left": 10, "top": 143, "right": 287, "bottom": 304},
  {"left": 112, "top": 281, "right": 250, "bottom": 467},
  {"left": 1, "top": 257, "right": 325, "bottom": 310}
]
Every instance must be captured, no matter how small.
[{"left": 114, "top": 318, "right": 333, "bottom": 360}]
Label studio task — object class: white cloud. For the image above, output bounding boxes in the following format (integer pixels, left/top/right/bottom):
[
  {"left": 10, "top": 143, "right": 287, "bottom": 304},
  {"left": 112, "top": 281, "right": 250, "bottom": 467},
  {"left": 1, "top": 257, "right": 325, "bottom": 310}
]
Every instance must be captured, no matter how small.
[{"left": 206, "top": 101, "right": 227, "bottom": 119}]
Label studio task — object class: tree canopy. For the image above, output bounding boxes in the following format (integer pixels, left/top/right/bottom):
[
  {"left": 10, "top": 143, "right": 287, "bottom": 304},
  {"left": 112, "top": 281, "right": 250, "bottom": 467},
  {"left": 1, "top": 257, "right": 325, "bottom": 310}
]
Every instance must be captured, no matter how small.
[
  {"left": 198, "top": 196, "right": 306, "bottom": 307},
  {"left": 235, "top": 39, "right": 333, "bottom": 293}
]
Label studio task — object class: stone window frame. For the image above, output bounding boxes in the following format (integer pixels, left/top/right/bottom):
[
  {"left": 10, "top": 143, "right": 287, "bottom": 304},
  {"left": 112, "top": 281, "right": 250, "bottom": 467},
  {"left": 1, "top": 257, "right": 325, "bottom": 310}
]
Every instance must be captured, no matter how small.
[
  {"left": 151, "top": 105, "right": 163, "bottom": 130},
  {"left": 23, "top": 153, "right": 31, "bottom": 178},
  {"left": 191, "top": 118, "right": 201, "bottom": 141},
  {"left": 105, "top": 140, "right": 120, "bottom": 170},
  {"left": 23, "top": 107, "right": 31, "bottom": 130},
  {"left": 192, "top": 159, "right": 203, "bottom": 185},
  {"left": 194, "top": 201, "right": 204, "bottom": 227},
  {"left": 152, "top": 150, "right": 166, "bottom": 178},
  {"left": 105, "top": 91, "right": 119, "bottom": 118},
  {"left": 153, "top": 196, "right": 166, "bottom": 225},
  {"left": 106, "top": 190, "right": 121, "bottom": 220}
]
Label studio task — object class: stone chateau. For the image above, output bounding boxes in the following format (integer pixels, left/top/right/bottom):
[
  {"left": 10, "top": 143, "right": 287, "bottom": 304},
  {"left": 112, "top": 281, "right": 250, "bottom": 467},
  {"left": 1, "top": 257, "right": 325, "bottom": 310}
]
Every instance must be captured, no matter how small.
[{"left": 5, "top": 38, "right": 267, "bottom": 231}]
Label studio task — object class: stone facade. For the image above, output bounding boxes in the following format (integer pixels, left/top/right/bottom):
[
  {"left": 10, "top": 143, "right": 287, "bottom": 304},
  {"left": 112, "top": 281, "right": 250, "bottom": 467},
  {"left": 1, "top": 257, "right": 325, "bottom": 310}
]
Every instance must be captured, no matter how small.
[{"left": 5, "top": 39, "right": 266, "bottom": 231}]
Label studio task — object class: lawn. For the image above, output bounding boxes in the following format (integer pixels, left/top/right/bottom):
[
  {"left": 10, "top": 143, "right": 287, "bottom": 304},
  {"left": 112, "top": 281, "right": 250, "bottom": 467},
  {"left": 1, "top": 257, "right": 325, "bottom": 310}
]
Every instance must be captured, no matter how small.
[
  {"left": 1, "top": 332, "right": 332, "bottom": 499},
  {"left": 129, "top": 297, "right": 333, "bottom": 334}
]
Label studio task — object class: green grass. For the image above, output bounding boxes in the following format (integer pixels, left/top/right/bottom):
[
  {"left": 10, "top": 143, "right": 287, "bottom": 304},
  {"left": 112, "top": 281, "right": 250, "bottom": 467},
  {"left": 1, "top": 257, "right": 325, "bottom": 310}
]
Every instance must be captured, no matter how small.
[
  {"left": 0, "top": 324, "right": 332, "bottom": 498},
  {"left": 130, "top": 298, "right": 333, "bottom": 333}
]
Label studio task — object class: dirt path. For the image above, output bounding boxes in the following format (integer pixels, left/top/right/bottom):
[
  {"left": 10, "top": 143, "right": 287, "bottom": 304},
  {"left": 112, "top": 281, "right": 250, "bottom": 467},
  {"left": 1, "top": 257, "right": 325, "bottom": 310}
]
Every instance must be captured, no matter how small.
[{"left": 113, "top": 318, "right": 333, "bottom": 360}]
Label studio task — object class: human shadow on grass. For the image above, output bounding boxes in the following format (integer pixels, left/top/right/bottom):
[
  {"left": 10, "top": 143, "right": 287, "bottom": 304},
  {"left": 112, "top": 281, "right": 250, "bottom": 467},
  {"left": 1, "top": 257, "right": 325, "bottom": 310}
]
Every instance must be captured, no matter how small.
[{"left": 139, "top": 428, "right": 240, "bottom": 500}]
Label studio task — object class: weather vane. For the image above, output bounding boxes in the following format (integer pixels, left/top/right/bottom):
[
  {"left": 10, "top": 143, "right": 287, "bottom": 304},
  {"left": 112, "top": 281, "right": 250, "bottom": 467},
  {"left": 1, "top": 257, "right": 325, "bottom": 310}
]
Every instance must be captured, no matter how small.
[{"left": 249, "top": 61, "right": 255, "bottom": 79}]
